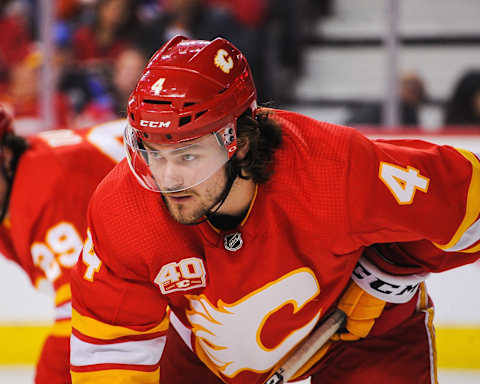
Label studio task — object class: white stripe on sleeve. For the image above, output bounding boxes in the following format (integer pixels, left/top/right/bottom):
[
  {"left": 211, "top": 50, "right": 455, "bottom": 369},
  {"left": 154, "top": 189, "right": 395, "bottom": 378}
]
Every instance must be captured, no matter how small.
[
  {"left": 55, "top": 301, "right": 72, "bottom": 320},
  {"left": 70, "top": 334, "right": 166, "bottom": 366},
  {"left": 441, "top": 217, "right": 480, "bottom": 252}
]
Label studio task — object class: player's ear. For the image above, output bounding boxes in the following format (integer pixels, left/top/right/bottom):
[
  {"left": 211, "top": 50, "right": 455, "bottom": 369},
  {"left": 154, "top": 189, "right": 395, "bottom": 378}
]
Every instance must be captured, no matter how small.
[{"left": 235, "top": 137, "right": 249, "bottom": 160}]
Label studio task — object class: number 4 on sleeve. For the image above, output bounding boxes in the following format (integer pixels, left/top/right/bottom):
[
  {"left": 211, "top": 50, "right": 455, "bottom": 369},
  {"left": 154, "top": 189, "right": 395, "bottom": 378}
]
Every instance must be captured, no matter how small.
[{"left": 379, "top": 162, "right": 429, "bottom": 205}]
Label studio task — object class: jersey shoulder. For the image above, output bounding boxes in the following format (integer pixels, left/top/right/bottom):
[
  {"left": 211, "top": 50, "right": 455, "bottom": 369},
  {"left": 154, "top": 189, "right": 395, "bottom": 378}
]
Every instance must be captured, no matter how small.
[
  {"left": 10, "top": 137, "right": 63, "bottom": 222},
  {"left": 262, "top": 110, "right": 362, "bottom": 237},
  {"left": 10, "top": 123, "right": 123, "bottom": 218},
  {"left": 268, "top": 109, "right": 363, "bottom": 186},
  {"left": 269, "top": 109, "right": 358, "bottom": 161},
  {"left": 29, "top": 120, "right": 125, "bottom": 173}
]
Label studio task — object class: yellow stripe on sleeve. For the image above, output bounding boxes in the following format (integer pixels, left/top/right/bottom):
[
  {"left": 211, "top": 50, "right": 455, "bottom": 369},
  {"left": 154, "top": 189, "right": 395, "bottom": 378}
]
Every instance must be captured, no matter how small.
[
  {"left": 71, "top": 367, "right": 159, "bottom": 384},
  {"left": 457, "top": 241, "right": 480, "bottom": 253},
  {"left": 72, "top": 309, "right": 169, "bottom": 340},
  {"left": 52, "top": 319, "right": 72, "bottom": 337},
  {"left": 55, "top": 284, "right": 72, "bottom": 306},
  {"left": 434, "top": 148, "right": 480, "bottom": 251}
]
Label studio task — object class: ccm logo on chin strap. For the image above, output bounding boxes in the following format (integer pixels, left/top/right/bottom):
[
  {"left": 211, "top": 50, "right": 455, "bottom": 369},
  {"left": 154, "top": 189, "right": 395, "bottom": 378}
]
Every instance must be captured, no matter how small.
[
  {"left": 352, "top": 256, "right": 429, "bottom": 304},
  {"left": 140, "top": 120, "right": 172, "bottom": 128}
]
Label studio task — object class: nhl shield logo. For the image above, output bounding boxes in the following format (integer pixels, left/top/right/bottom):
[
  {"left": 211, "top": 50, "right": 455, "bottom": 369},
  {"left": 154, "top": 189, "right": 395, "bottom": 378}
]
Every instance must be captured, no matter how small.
[{"left": 224, "top": 232, "right": 243, "bottom": 252}]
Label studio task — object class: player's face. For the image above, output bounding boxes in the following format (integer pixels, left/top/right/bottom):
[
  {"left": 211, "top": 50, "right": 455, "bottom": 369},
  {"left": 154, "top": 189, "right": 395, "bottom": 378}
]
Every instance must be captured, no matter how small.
[{"left": 161, "top": 164, "right": 228, "bottom": 224}]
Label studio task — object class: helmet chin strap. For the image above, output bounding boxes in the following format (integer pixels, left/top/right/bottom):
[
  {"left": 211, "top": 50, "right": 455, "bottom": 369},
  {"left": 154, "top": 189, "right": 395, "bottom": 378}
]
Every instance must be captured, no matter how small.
[{"left": 205, "top": 161, "right": 238, "bottom": 217}]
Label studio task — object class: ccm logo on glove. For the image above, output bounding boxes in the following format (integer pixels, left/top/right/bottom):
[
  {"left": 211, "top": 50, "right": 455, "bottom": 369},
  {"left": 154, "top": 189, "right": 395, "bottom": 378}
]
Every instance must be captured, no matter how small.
[{"left": 351, "top": 256, "right": 429, "bottom": 304}]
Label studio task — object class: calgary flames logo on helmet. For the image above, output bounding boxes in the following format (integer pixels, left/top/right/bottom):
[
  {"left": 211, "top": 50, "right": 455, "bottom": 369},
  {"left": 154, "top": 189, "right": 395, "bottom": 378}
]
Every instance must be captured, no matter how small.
[{"left": 214, "top": 49, "right": 234, "bottom": 74}]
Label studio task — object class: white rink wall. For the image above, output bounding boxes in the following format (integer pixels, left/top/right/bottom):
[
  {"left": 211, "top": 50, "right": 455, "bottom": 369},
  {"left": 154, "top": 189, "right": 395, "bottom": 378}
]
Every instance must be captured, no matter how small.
[{"left": 0, "top": 259, "right": 53, "bottom": 322}]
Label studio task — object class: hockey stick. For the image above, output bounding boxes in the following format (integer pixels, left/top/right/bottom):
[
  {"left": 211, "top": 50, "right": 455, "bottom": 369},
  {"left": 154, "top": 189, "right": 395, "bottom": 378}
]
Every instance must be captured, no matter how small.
[{"left": 265, "top": 309, "right": 346, "bottom": 384}]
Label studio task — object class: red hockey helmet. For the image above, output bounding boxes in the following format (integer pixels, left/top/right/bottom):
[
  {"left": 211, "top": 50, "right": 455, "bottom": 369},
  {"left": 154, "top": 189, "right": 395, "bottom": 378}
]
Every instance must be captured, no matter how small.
[{"left": 125, "top": 35, "right": 257, "bottom": 193}]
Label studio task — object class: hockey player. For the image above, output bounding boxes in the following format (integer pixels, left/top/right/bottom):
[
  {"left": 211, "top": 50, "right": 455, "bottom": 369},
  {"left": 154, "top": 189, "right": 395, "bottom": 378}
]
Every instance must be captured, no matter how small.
[
  {"left": 0, "top": 105, "right": 124, "bottom": 383},
  {"left": 70, "top": 36, "right": 480, "bottom": 384}
]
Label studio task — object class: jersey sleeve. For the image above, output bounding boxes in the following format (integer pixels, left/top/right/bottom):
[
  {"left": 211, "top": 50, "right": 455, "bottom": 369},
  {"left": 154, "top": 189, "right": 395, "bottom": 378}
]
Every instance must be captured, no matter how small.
[
  {"left": 364, "top": 241, "right": 480, "bottom": 276},
  {"left": 347, "top": 132, "right": 480, "bottom": 254},
  {"left": 70, "top": 224, "right": 168, "bottom": 384}
]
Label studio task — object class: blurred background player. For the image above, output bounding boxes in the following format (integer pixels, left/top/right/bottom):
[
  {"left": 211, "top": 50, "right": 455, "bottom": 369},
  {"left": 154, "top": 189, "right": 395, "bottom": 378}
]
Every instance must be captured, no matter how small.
[{"left": 0, "top": 104, "right": 124, "bottom": 383}]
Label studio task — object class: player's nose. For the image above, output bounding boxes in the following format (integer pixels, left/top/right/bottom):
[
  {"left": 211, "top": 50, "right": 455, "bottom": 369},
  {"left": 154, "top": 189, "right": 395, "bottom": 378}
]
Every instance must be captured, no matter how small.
[{"left": 158, "top": 162, "right": 185, "bottom": 192}]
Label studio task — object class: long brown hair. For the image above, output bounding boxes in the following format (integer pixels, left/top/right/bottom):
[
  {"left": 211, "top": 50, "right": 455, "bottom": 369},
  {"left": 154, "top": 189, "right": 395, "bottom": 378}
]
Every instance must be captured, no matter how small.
[{"left": 232, "top": 108, "right": 283, "bottom": 184}]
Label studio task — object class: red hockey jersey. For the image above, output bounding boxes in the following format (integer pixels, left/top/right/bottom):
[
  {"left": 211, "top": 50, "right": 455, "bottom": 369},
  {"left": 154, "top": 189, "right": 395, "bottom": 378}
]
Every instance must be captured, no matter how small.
[
  {"left": 70, "top": 110, "right": 480, "bottom": 384},
  {"left": 0, "top": 119, "right": 124, "bottom": 383}
]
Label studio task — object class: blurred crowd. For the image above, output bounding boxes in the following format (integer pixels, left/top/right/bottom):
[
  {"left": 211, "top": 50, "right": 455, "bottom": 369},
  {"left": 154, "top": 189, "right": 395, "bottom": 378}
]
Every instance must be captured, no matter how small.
[
  {"left": 1, "top": 0, "right": 480, "bottom": 134},
  {"left": 0, "top": 0, "right": 324, "bottom": 133},
  {"left": 344, "top": 70, "right": 480, "bottom": 130}
]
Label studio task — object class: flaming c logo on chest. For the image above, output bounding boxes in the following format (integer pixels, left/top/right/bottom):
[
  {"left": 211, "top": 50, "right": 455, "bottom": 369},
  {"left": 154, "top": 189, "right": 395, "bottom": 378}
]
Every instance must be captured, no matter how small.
[
  {"left": 154, "top": 257, "right": 206, "bottom": 294},
  {"left": 185, "top": 268, "right": 322, "bottom": 378}
]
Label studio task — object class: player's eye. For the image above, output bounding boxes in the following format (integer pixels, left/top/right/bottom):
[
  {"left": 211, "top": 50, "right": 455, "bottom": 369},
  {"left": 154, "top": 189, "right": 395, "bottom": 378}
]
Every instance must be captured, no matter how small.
[
  {"left": 148, "top": 151, "right": 164, "bottom": 160},
  {"left": 182, "top": 154, "right": 196, "bottom": 161}
]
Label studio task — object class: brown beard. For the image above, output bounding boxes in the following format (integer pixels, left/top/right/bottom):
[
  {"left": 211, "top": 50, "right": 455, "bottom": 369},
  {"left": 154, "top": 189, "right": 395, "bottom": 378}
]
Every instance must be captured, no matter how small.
[{"left": 161, "top": 168, "right": 229, "bottom": 225}]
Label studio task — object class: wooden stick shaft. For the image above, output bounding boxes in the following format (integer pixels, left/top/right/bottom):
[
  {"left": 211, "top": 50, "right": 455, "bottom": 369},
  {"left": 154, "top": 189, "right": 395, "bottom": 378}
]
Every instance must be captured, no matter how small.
[{"left": 265, "top": 309, "right": 346, "bottom": 384}]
